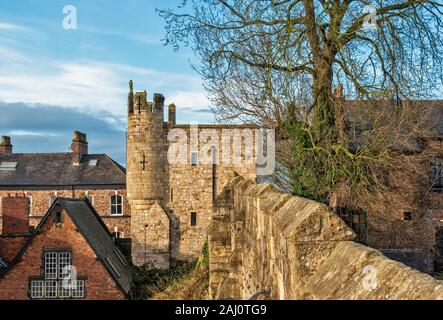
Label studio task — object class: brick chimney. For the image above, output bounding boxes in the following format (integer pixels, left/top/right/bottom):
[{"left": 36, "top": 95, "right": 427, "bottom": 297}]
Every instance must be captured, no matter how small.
[
  {"left": 0, "top": 136, "right": 13, "bottom": 154},
  {"left": 2, "top": 193, "right": 30, "bottom": 235},
  {"left": 0, "top": 193, "right": 30, "bottom": 262},
  {"left": 71, "top": 131, "right": 88, "bottom": 164}
]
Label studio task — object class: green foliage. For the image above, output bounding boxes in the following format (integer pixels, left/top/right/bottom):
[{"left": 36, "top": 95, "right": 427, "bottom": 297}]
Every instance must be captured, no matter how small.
[
  {"left": 283, "top": 116, "right": 375, "bottom": 203},
  {"left": 197, "top": 238, "right": 209, "bottom": 270},
  {"left": 131, "top": 262, "right": 196, "bottom": 300}
]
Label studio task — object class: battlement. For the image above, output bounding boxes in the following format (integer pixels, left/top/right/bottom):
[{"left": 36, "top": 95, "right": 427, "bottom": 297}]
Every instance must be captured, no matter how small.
[{"left": 127, "top": 80, "right": 165, "bottom": 115}]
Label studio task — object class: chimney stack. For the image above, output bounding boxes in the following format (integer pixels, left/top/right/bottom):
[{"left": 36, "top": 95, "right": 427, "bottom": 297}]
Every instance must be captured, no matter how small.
[
  {"left": 168, "top": 103, "right": 176, "bottom": 126},
  {"left": 2, "top": 193, "right": 30, "bottom": 234},
  {"left": 0, "top": 136, "right": 13, "bottom": 154},
  {"left": 71, "top": 131, "right": 88, "bottom": 164}
]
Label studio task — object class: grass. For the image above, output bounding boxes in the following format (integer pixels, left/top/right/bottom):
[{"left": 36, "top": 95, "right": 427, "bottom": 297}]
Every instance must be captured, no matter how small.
[{"left": 131, "top": 241, "right": 210, "bottom": 300}]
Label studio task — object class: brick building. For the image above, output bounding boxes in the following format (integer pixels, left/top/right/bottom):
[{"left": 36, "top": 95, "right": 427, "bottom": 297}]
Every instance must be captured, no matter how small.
[
  {"left": 0, "top": 193, "right": 132, "bottom": 300},
  {"left": 0, "top": 132, "right": 130, "bottom": 238}
]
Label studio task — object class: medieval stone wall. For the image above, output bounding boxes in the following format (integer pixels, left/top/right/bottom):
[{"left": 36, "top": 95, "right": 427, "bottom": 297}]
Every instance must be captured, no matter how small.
[
  {"left": 209, "top": 176, "right": 443, "bottom": 300},
  {"left": 165, "top": 125, "right": 257, "bottom": 263}
]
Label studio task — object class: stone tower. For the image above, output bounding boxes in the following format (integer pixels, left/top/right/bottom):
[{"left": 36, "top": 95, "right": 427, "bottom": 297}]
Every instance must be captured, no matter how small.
[{"left": 126, "top": 81, "right": 170, "bottom": 268}]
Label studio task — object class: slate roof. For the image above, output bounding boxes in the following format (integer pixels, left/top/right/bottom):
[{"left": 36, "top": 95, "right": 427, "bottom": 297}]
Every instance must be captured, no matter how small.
[
  {"left": 0, "top": 153, "right": 126, "bottom": 187},
  {"left": 0, "top": 198, "right": 133, "bottom": 296}
]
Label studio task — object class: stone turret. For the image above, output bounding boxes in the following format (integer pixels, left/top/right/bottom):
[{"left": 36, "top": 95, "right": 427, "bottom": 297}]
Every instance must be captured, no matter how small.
[{"left": 126, "top": 81, "right": 170, "bottom": 268}]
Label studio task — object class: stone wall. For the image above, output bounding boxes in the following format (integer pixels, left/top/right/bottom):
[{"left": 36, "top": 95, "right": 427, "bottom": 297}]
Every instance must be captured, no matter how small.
[
  {"left": 209, "top": 176, "right": 443, "bottom": 300},
  {"left": 126, "top": 88, "right": 257, "bottom": 268},
  {"left": 165, "top": 125, "right": 257, "bottom": 263}
]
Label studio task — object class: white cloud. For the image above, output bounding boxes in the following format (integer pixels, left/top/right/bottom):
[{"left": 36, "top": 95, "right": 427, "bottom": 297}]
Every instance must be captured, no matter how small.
[
  {"left": 0, "top": 22, "right": 27, "bottom": 31},
  {"left": 0, "top": 46, "right": 212, "bottom": 119},
  {"left": 9, "top": 130, "right": 61, "bottom": 137}
]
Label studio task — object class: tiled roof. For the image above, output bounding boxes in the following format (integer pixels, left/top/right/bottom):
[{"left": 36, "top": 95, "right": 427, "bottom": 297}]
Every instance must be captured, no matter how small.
[{"left": 0, "top": 153, "right": 126, "bottom": 187}]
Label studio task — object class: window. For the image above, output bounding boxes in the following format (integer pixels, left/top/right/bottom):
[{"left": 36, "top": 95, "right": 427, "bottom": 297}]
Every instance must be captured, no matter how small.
[
  {"left": 431, "top": 158, "right": 443, "bottom": 191},
  {"left": 0, "top": 162, "right": 17, "bottom": 170},
  {"left": 191, "top": 152, "right": 198, "bottom": 166},
  {"left": 111, "top": 195, "right": 123, "bottom": 215},
  {"left": 170, "top": 188, "right": 174, "bottom": 203},
  {"left": 190, "top": 212, "right": 197, "bottom": 226},
  {"left": 30, "top": 280, "right": 44, "bottom": 299},
  {"left": 45, "top": 252, "right": 57, "bottom": 279},
  {"left": 72, "top": 280, "right": 85, "bottom": 298},
  {"left": 30, "top": 251, "right": 85, "bottom": 299},
  {"left": 55, "top": 212, "right": 63, "bottom": 225},
  {"left": 403, "top": 211, "right": 413, "bottom": 221},
  {"left": 88, "top": 159, "right": 98, "bottom": 166}
]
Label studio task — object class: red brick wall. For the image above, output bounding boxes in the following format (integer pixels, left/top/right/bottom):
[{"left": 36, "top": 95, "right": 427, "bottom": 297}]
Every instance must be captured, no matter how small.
[
  {"left": 0, "top": 205, "right": 126, "bottom": 300},
  {"left": 0, "top": 188, "right": 130, "bottom": 236},
  {"left": 0, "top": 236, "right": 28, "bottom": 262},
  {"left": 2, "top": 193, "right": 29, "bottom": 234}
]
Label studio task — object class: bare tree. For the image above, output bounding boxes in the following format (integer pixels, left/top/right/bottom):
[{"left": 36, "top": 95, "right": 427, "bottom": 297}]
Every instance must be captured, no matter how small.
[{"left": 159, "top": 1, "right": 443, "bottom": 244}]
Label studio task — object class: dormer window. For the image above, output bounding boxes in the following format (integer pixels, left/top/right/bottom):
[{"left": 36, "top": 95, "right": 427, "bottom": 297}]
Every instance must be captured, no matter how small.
[
  {"left": 55, "top": 211, "right": 63, "bottom": 226},
  {"left": 0, "top": 162, "right": 17, "bottom": 170}
]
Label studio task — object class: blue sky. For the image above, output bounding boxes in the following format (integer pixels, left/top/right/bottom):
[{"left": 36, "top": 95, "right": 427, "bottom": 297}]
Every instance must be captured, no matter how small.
[{"left": 0, "top": 0, "right": 214, "bottom": 165}]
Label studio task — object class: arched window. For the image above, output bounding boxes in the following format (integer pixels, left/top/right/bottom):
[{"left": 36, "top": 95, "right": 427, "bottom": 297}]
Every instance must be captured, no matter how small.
[{"left": 110, "top": 195, "right": 123, "bottom": 215}]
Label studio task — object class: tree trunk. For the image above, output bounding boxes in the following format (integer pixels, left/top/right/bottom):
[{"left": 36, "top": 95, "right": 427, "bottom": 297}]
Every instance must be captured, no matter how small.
[{"left": 312, "top": 59, "right": 336, "bottom": 141}]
